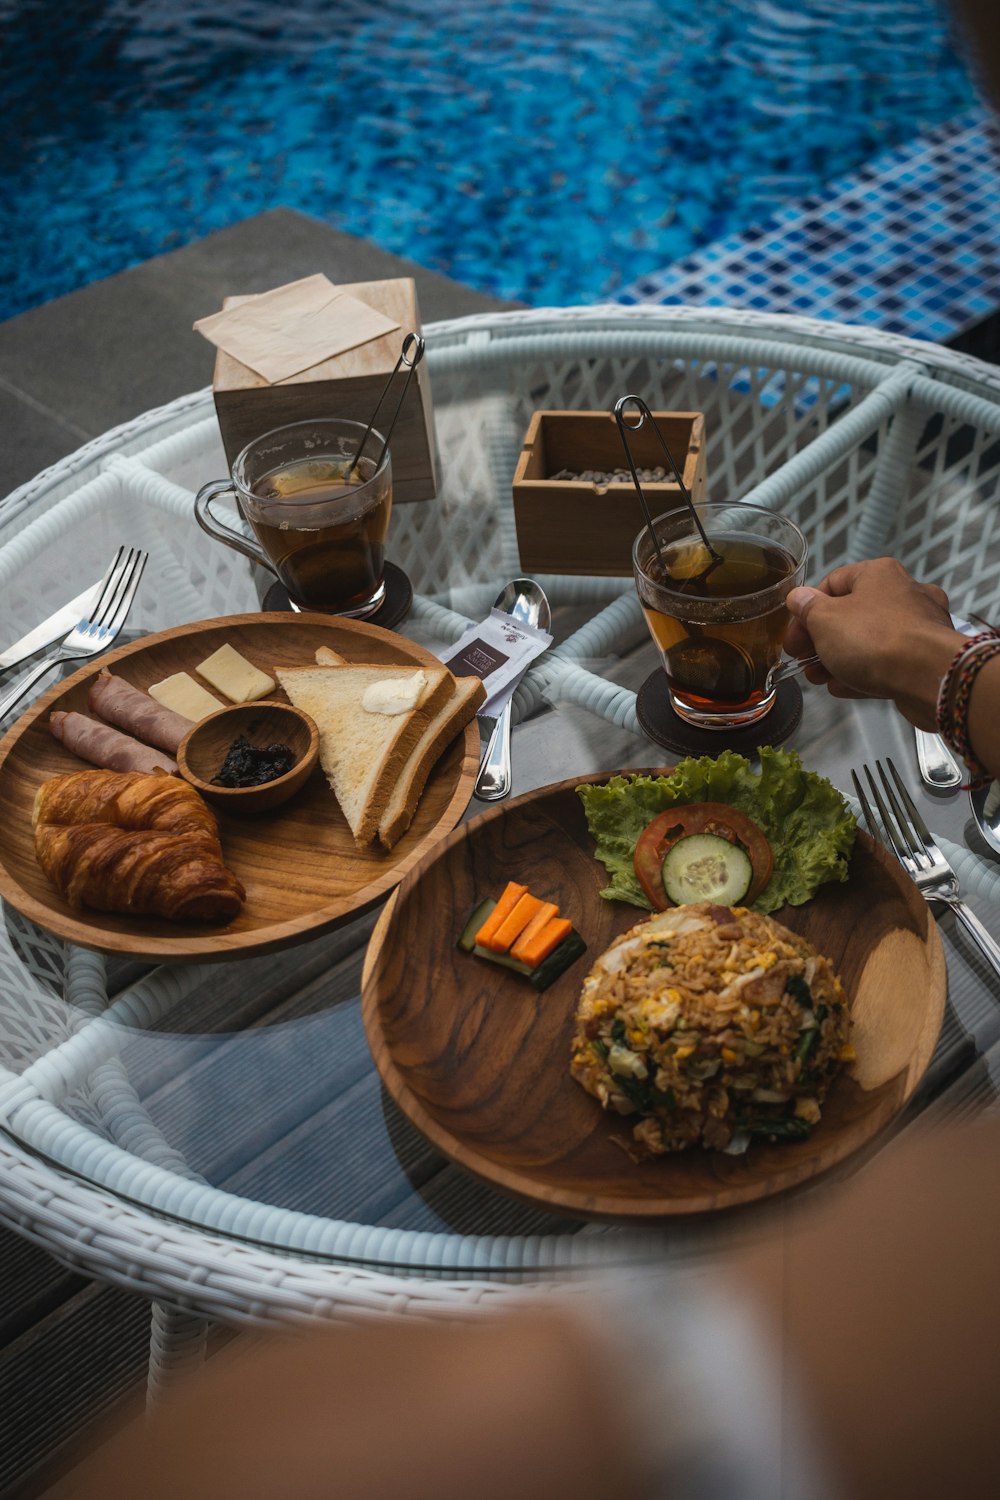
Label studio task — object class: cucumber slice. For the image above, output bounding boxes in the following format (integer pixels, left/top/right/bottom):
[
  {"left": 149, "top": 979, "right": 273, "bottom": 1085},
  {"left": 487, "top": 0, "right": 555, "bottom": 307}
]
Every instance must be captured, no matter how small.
[
  {"left": 468, "top": 929, "right": 587, "bottom": 988},
  {"left": 472, "top": 943, "right": 535, "bottom": 976},
  {"left": 457, "top": 898, "right": 497, "bottom": 952},
  {"left": 528, "top": 930, "right": 587, "bottom": 992},
  {"left": 661, "top": 834, "right": 752, "bottom": 906}
]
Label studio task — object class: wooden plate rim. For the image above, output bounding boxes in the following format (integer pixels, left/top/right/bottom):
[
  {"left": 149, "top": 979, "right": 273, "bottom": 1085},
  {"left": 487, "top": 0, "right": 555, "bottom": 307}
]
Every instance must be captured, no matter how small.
[
  {"left": 0, "top": 612, "right": 479, "bottom": 962},
  {"left": 361, "top": 768, "right": 947, "bottom": 1219}
]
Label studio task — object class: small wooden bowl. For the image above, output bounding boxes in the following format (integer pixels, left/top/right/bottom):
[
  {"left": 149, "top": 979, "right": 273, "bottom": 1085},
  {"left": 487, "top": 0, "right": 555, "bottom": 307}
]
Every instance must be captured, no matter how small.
[{"left": 177, "top": 702, "right": 320, "bottom": 813}]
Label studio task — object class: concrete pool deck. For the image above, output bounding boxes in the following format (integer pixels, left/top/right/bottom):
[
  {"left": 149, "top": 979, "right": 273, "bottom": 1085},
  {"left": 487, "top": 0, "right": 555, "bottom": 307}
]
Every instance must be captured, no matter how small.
[{"left": 0, "top": 207, "right": 515, "bottom": 497}]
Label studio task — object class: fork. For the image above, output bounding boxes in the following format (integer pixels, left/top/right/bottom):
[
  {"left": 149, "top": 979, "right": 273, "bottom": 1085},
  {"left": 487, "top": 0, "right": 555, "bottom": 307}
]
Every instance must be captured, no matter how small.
[
  {"left": 852, "top": 756, "right": 1000, "bottom": 981},
  {"left": 0, "top": 547, "right": 147, "bottom": 723}
]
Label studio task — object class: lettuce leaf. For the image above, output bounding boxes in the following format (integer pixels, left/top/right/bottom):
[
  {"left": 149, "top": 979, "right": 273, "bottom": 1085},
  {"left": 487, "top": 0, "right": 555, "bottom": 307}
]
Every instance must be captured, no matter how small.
[{"left": 577, "top": 747, "right": 856, "bottom": 915}]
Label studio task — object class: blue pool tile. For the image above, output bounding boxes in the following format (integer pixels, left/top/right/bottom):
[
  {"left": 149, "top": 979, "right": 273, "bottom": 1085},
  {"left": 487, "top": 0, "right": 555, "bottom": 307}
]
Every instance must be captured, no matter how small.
[{"left": 617, "top": 109, "right": 1000, "bottom": 347}]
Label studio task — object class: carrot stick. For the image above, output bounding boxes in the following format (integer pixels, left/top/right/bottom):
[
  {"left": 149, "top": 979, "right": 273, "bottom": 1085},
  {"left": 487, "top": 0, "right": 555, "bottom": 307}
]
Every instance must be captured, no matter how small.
[
  {"left": 511, "top": 915, "right": 573, "bottom": 967},
  {"left": 481, "top": 892, "right": 544, "bottom": 952},
  {"left": 507, "top": 901, "right": 558, "bottom": 959},
  {"left": 474, "top": 882, "right": 528, "bottom": 948}
]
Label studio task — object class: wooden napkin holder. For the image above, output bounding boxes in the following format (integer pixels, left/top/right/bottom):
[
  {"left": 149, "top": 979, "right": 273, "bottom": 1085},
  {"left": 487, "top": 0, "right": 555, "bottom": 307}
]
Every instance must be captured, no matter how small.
[
  {"left": 512, "top": 410, "right": 707, "bottom": 575},
  {"left": 211, "top": 277, "right": 438, "bottom": 503}
]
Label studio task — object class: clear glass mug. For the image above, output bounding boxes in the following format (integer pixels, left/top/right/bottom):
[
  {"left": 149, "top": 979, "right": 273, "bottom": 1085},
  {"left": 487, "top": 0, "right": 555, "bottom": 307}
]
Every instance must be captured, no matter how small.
[
  {"left": 633, "top": 503, "right": 818, "bottom": 729},
  {"left": 195, "top": 418, "right": 392, "bottom": 617}
]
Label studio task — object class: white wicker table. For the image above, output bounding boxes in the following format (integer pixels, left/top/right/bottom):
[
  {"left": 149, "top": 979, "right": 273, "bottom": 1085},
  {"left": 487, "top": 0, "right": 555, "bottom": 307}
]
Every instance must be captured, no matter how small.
[{"left": 1, "top": 306, "right": 1000, "bottom": 1399}]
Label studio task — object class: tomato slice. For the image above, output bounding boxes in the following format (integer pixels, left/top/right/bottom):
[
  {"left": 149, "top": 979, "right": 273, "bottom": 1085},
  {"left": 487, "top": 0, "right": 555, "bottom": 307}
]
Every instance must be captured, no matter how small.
[{"left": 633, "top": 802, "right": 773, "bottom": 909}]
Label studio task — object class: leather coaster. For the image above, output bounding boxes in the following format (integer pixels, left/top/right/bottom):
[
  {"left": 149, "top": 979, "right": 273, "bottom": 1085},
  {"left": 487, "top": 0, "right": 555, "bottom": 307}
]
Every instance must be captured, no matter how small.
[
  {"left": 635, "top": 670, "right": 803, "bottom": 756},
  {"left": 261, "top": 561, "right": 413, "bottom": 630}
]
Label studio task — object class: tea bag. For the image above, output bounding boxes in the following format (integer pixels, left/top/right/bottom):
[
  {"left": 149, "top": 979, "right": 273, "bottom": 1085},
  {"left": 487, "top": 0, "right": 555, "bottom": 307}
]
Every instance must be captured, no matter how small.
[
  {"left": 441, "top": 608, "right": 553, "bottom": 718},
  {"left": 665, "top": 540, "right": 716, "bottom": 583},
  {"left": 265, "top": 458, "right": 354, "bottom": 499}
]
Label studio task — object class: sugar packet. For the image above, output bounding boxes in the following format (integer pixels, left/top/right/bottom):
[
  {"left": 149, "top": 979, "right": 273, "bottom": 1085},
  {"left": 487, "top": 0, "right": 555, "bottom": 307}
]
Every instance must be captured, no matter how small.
[{"left": 442, "top": 608, "right": 553, "bottom": 718}]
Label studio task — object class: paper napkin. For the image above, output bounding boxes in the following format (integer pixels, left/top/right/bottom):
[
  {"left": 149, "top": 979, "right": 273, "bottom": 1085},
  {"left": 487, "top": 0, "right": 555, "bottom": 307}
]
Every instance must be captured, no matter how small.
[{"left": 193, "top": 274, "right": 400, "bottom": 383}]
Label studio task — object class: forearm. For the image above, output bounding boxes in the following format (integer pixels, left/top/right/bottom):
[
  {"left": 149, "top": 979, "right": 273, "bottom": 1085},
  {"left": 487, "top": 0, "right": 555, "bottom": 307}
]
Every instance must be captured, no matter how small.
[
  {"left": 965, "top": 655, "right": 1000, "bottom": 782},
  {"left": 885, "top": 629, "right": 1000, "bottom": 780},
  {"left": 873, "top": 620, "right": 965, "bottom": 731}
]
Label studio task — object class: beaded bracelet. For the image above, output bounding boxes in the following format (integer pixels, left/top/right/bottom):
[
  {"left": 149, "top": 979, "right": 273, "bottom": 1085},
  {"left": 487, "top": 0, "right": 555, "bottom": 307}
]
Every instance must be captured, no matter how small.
[
  {"left": 935, "top": 630, "right": 996, "bottom": 728},
  {"left": 936, "top": 630, "right": 1000, "bottom": 789}
]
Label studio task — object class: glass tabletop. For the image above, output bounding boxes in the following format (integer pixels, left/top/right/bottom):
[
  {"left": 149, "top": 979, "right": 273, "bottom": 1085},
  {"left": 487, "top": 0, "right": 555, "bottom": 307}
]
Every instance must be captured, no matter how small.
[
  {"left": 1, "top": 307, "right": 999, "bottom": 1277},
  {"left": 3, "top": 617, "right": 999, "bottom": 1273}
]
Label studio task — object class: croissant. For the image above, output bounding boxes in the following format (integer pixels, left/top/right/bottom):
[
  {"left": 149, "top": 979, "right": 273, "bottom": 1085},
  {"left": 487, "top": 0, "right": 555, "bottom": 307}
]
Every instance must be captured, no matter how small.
[{"left": 33, "top": 770, "right": 245, "bottom": 925}]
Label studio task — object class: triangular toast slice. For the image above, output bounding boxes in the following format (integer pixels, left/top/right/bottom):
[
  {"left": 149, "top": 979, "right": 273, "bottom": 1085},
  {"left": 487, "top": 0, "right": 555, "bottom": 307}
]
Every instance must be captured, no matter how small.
[
  {"left": 274, "top": 663, "right": 452, "bottom": 846},
  {"left": 316, "top": 645, "right": 484, "bottom": 847}
]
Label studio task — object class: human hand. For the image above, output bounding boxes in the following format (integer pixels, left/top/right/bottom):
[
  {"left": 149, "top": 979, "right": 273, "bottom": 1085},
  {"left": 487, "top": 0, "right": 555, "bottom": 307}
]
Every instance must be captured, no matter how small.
[{"left": 784, "top": 558, "right": 965, "bottom": 730}]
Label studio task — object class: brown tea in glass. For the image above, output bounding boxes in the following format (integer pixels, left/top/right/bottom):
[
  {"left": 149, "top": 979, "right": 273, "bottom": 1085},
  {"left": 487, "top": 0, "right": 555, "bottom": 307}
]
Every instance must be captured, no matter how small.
[
  {"left": 633, "top": 505, "right": 808, "bottom": 729},
  {"left": 250, "top": 454, "right": 390, "bottom": 616},
  {"left": 195, "top": 418, "right": 393, "bottom": 617}
]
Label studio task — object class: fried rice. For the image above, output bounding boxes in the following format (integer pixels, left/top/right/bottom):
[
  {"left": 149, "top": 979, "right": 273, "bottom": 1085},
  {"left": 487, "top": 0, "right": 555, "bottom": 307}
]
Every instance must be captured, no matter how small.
[{"left": 570, "top": 902, "right": 852, "bottom": 1153}]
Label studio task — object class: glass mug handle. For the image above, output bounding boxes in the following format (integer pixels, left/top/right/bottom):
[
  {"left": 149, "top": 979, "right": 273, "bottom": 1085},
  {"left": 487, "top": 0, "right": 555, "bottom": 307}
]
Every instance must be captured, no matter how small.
[
  {"left": 194, "top": 479, "right": 278, "bottom": 577},
  {"left": 765, "top": 652, "right": 822, "bottom": 692}
]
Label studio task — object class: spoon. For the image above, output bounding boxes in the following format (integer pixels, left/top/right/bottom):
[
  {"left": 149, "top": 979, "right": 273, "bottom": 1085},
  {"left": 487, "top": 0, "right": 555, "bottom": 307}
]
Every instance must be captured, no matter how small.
[
  {"left": 915, "top": 727, "right": 963, "bottom": 790},
  {"left": 474, "top": 578, "right": 552, "bottom": 802},
  {"left": 970, "top": 778, "right": 1000, "bottom": 859}
]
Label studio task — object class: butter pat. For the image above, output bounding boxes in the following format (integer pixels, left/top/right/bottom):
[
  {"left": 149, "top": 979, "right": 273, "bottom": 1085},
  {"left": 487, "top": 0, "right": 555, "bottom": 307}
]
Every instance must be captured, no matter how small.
[
  {"left": 361, "top": 670, "right": 427, "bottom": 716},
  {"left": 149, "top": 672, "right": 224, "bottom": 722},
  {"left": 196, "top": 643, "right": 275, "bottom": 704}
]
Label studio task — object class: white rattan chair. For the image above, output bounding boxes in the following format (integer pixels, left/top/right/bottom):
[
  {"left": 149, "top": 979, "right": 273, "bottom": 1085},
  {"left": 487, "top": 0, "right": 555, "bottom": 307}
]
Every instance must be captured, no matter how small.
[{"left": 2, "top": 305, "right": 1000, "bottom": 1396}]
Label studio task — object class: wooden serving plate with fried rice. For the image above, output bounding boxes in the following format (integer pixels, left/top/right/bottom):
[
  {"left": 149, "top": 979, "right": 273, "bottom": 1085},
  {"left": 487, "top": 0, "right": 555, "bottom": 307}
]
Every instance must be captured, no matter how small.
[{"left": 362, "top": 770, "right": 946, "bottom": 1219}]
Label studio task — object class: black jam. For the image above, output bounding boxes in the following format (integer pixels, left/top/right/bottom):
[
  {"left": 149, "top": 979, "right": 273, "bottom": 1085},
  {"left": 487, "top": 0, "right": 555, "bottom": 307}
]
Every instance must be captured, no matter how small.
[{"left": 212, "top": 735, "right": 295, "bottom": 788}]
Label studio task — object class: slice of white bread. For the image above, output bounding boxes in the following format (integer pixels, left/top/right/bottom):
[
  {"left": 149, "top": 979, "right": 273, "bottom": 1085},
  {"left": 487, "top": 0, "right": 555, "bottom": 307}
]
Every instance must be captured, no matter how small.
[
  {"left": 274, "top": 663, "right": 452, "bottom": 846},
  {"left": 316, "top": 645, "right": 485, "bottom": 847}
]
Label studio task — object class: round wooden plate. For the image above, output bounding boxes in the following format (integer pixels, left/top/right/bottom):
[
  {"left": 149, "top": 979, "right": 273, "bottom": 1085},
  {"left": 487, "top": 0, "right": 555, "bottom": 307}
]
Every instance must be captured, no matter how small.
[
  {"left": 362, "top": 770, "right": 947, "bottom": 1219},
  {"left": 0, "top": 613, "right": 480, "bottom": 963}
]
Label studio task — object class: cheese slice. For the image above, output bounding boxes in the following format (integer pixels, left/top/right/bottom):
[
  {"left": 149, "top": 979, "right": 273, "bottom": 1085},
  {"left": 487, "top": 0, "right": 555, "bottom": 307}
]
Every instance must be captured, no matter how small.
[
  {"left": 148, "top": 672, "right": 224, "bottom": 722},
  {"left": 196, "top": 643, "right": 275, "bottom": 704}
]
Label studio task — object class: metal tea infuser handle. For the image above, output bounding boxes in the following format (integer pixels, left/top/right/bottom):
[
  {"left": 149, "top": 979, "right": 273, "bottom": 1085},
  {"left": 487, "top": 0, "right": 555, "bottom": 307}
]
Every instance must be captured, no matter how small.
[
  {"left": 348, "top": 332, "right": 426, "bottom": 475},
  {"left": 613, "top": 394, "right": 724, "bottom": 583},
  {"left": 615, "top": 394, "right": 821, "bottom": 686}
]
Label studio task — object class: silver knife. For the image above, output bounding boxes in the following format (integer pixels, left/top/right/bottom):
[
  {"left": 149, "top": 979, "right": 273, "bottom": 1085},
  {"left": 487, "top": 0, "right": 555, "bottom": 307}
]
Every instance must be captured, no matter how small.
[{"left": 0, "top": 585, "right": 98, "bottom": 672}]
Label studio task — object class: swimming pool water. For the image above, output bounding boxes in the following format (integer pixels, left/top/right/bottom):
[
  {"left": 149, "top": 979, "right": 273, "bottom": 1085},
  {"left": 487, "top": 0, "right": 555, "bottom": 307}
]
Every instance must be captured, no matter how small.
[{"left": 0, "top": 0, "right": 978, "bottom": 321}]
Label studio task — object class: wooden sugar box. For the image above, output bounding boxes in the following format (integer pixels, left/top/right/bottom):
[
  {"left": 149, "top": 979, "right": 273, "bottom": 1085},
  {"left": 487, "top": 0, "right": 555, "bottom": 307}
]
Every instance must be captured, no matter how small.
[
  {"left": 512, "top": 409, "right": 706, "bottom": 575},
  {"left": 211, "top": 277, "right": 438, "bottom": 503}
]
